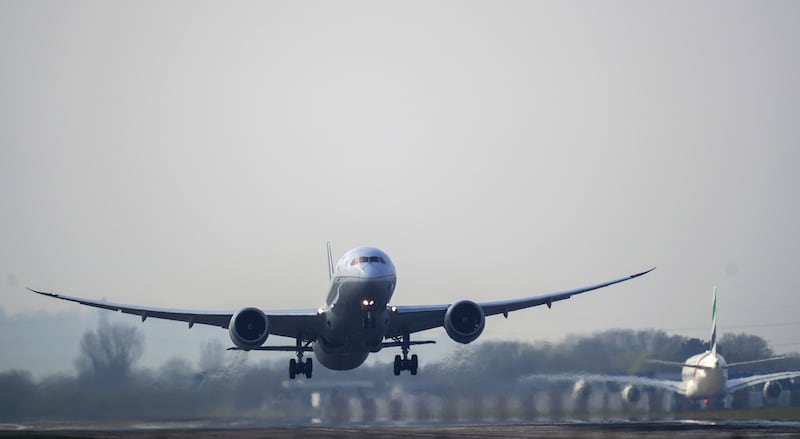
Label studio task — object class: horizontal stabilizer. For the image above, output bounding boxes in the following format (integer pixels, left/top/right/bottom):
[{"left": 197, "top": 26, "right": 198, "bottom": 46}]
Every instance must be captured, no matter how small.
[
  {"left": 645, "top": 359, "right": 712, "bottom": 370},
  {"left": 380, "top": 340, "right": 436, "bottom": 348},
  {"left": 228, "top": 340, "right": 435, "bottom": 352},
  {"left": 725, "top": 356, "right": 786, "bottom": 369},
  {"left": 228, "top": 346, "right": 314, "bottom": 352}
]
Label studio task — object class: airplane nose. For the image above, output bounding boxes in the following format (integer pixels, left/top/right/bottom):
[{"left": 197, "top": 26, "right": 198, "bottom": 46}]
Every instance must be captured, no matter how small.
[{"left": 360, "top": 263, "right": 383, "bottom": 278}]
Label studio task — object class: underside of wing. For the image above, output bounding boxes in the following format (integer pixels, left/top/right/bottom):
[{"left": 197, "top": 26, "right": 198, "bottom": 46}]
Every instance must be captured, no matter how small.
[
  {"left": 385, "top": 304, "right": 448, "bottom": 339},
  {"left": 266, "top": 312, "right": 326, "bottom": 339},
  {"left": 28, "top": 288, "right": 233, "bottom": 328},
  {"left": 27, "top": 288, "right": 324, "bottom": 340},
  {"left": 726, "top": 371, "right": 800, "bottom": 394},
  {"left": 385, "top": 268, "right": 654, "bottom": 339},
  {"left": 479, "top": 267, "right": 655, "bottom": 317}
]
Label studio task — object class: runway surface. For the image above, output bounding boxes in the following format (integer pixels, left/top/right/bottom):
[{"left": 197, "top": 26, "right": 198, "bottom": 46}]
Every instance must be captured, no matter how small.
[{"left": 2, "top": 420, "right": 800, "bottom": 438}]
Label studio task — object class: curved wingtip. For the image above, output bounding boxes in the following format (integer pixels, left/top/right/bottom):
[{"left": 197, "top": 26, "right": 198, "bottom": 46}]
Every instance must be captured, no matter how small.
[
  {"left": 27, "top": 287, "right": 56, "bottom": 297},
  {"left": 631, "top": 267, "right": 656, "bottom": 278}
]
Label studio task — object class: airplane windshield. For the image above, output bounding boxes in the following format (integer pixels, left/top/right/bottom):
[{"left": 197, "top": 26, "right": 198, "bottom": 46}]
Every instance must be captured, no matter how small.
[{"left": 350, "top": 256, "right": 388, "bottom": 265}]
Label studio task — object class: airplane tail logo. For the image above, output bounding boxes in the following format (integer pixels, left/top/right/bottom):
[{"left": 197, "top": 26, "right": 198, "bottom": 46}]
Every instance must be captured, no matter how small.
[{"left": 710, "top": 286, "right": 717, "bottom": 356}]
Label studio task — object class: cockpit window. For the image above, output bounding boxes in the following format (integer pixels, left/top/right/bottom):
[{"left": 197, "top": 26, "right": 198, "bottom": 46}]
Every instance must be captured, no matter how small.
[{"left": 351, "top": 256, "right": 388, "bottom": 265}]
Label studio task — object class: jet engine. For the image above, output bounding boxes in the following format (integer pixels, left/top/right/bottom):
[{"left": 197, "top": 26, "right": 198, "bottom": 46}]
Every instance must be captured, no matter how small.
[
  {"left": 229, "top": 307, "right": 269, "bottom": 350},
  {"left": 763, "top": 380, "right": 782, "bottom": 402},
  {"left": 621, "top": 384, "right": 641, "bottom": 404},
  {"left": 572, "top": 379, "right": 591, "bottom": 401},
  {"left": 444, "top": 300, "right": 485, "bottom": 344}
]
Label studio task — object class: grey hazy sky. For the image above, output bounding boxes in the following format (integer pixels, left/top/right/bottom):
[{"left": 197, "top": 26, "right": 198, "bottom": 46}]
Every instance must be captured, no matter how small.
[{"left": 2, "top": 2, "right": 800, "bottom": 373}]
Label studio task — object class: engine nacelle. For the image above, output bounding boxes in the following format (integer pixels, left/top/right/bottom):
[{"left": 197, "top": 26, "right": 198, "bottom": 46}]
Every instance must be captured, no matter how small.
[
  {"left": 444, "top": 300, "right": 485, "bottom": 344},
  {"left": 621, "top": 384, "right": 641, "bottom": 404},
  {"left": 228, "top": 307, "right": 269, "bottom": 350},
  {"left": 572, "top": 379, "right": 591, "bottom": 401},
  {"left": 763, "top": 380, "right": 782, "bottom": 402}
]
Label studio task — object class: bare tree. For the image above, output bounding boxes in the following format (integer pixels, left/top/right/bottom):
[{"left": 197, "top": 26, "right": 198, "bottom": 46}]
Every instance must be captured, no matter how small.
[
  {"left": 719, "top": 333, "right": 774, "bottom": 364},
  {"left": 75, "top": 321, "right": 144, "bottom": 382},
  {"left": 198, "top": 339, "right": 225, "bottom": 374}
]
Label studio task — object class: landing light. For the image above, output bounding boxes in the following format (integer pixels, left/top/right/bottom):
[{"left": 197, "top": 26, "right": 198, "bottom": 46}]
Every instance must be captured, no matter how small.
[
  {"left": 316, "top": 308, "right": 325, "bottom": 315},
  {"left": 362, "top": 299, "right": 375, "bottom": 307}
]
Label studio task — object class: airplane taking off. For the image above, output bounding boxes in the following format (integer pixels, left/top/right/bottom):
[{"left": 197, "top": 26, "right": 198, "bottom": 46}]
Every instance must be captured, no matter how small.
[
  {"left": 535, "top": 287, "right": 800, "bottom": 405},
  {"left": 30, "top": 245, "right": 653, "bottom": 379}
]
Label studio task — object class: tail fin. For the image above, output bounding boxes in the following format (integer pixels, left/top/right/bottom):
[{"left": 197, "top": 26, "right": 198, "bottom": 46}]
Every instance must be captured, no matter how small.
[
  {"left": 326, "top": 242, "right": 334, "bottom": 280},
  {"left": 710, "top": 286, "right": 718, "bottom": 356}
]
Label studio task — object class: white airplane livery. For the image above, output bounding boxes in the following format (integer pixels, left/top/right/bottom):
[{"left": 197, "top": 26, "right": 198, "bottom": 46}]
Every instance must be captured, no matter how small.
[
  {"left": 644, "top": 287, "right": 800, "bottom": 400},
  {"left": 30, "top": 244, "right": 654, "bottom": 379},
  {"left": 543, "top": 287, "right": 800, "bottom": 405}
]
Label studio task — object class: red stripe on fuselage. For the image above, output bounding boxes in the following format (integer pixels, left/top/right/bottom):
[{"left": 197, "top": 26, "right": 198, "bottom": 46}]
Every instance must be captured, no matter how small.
[{"left": 693, "top": 351, "right": 713, "bottom": 377}]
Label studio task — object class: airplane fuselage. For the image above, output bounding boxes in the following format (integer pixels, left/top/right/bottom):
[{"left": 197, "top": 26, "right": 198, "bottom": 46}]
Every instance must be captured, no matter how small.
[
  {"left": 681, "top": 351, "right": 728, "bottom": 398},
  {"left": 312, "top": 246, "right": 397, "bottom": 370}
]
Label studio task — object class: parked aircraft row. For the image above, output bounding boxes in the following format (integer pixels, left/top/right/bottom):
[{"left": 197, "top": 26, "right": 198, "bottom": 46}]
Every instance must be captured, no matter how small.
[{"left": 29, "top": 244, "right": 800, "bottom": 402}]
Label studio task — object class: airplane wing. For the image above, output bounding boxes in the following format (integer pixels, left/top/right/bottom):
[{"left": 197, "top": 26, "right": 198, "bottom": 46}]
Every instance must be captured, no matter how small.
[
  {"left": 726, "top": 371, "right": 800, "bottom": 394},
  {"left": 29, "top": 267, "right": 652, "bottom": 343},
  {"left": 522, "top": 373, "right": 686, "bottom": 395},
  {"left": 385, "top": 267, "right": 655, "bottom": 338},
  {"left": 27, "top": 288, "right": 323, "bottom": 339}
]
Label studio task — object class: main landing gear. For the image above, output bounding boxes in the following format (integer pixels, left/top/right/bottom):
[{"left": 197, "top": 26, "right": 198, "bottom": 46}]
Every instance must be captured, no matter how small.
[
  {"left": 289, "top": 357, "right": 312, "bottom": 379},
  {"left": 392, "top": 331, "right": 419, "bottom": 376},
  {"left": 289, "top": 337, "right": 312, "bottom": 380}
]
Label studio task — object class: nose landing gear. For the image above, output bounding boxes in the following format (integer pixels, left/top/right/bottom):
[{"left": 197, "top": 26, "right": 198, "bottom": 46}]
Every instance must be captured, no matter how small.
[{"left": 362, "top": 310, "right": 377, "bottom": 329}]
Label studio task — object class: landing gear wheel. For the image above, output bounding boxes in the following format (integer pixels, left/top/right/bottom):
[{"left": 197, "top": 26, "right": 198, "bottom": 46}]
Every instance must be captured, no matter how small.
[
  {"left": 393, "top": 355, "right": 402, "bottom": 376},
  {"left": 289, "top": 335, "right": 313, "bottom": 380},
  {"left": 392, "top": 331, "right": 422, "bottom": 376}
]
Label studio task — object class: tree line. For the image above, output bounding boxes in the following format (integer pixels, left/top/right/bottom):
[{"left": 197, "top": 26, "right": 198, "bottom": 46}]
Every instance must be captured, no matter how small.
[{"left": 0, "top": 321, "right": 797, "bottom": 421}]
